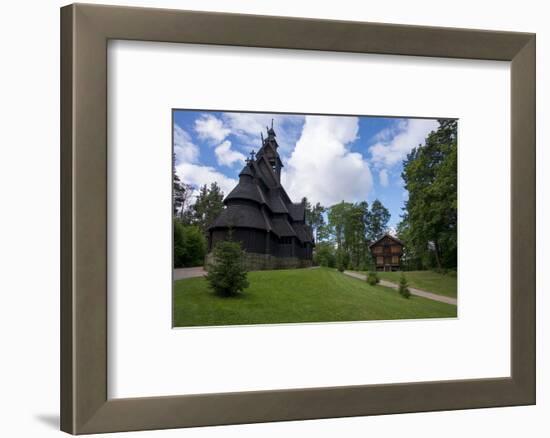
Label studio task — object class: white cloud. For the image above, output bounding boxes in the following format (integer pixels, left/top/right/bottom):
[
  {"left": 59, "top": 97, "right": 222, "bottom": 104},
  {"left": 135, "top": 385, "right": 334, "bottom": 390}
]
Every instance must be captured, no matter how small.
[
  {"left": 175, "top": 162, "right": 237, "bottom": 198},
  {"left": 214, "top": 140, "right": 246, "bottom": 167},
  {"left": 369, "top": 119, "right": 438, "bottom": 168},
  {"left": 173, "top": 124, "right": 199, "bottom": 164},
  {"left": 379, "top": 168, "right": 389, "bottom": 187},
  {"left": 222, "top": 112, "right": 304, "bottom": 154},
  {"left": 174, "top": 123, "right": 236, "bottom": 197},
  {"left": 281, "top": 115, "right": 373, "bottom": 206},
  {"left": 194, "top": 114, "right": 231, "bottom": 143}
]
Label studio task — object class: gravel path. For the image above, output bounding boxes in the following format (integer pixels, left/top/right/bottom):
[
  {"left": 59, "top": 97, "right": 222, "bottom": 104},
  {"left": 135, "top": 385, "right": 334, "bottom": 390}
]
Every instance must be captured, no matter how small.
[
  {"left": 173, "top": 266, "right": 207, "bottom": 280},
  {"left": 343, "top": 271, "right": 457, "bottom": 306}
]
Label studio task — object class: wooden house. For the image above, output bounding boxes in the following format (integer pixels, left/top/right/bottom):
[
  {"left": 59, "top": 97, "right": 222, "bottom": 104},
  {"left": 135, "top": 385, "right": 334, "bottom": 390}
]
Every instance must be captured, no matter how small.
[{"left": 369, "top": 234, "right": 404, "bottom": 271}]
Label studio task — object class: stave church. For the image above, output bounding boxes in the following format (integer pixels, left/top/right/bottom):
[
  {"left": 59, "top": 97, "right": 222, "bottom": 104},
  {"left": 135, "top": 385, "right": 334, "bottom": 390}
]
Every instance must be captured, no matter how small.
[{"left": 207, "top": 123, "right": 315, "bottom": 270}]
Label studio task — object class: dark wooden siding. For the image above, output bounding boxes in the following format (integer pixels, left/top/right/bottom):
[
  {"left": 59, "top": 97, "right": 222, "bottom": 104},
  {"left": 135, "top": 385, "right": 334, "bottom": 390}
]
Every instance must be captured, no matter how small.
[{"left": 370, "top": 237, "right": 403, "bottom": 271}]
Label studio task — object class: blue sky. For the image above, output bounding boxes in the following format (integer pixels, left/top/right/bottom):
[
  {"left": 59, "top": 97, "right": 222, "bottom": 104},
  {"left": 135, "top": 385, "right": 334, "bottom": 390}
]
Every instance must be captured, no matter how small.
[{"left": 173, "top": 110, "right": 439, "bottom": 229}]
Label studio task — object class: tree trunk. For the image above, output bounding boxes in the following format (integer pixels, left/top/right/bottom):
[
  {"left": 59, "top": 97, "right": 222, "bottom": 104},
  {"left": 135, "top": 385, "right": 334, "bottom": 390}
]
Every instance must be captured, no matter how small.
[{"left": 433, "top": 240, "right": 442, "bottom": 270}]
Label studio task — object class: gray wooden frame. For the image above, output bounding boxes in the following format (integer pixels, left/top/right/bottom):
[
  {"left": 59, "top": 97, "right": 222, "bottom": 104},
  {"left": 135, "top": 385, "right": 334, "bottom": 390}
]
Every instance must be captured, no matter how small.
[{"left": 60, "top": 3, "right": 536, "bottom": 435}]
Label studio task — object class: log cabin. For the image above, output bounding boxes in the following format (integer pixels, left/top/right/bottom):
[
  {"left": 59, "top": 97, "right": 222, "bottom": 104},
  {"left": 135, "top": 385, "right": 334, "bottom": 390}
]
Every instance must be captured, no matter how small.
[{"left": 369, "top": 234, "right": 404, "bottom": 271}]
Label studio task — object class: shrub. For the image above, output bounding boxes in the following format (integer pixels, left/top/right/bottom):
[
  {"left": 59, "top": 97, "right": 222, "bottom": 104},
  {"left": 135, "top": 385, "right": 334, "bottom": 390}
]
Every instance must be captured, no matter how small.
[
  {"left": 398, "top": 273, "right": 411, "bottom": 299},
  {"left": 173, "top": 222, "right": 206, "bottom": 268},
  {"left": 313, "top": 243, "right": 336, "bottom": 268},
  {"left": 205, "top": 240, "right": 249, "bottom": 297},
  {"left": 366, "top": 271, "right": 379, "bottom": 286}
]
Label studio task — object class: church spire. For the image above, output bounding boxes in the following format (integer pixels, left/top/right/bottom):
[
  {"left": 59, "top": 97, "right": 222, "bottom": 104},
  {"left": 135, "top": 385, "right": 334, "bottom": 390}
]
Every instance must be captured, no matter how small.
[{"left": 266, "top": 119, "right": 276, "bottom": 141}]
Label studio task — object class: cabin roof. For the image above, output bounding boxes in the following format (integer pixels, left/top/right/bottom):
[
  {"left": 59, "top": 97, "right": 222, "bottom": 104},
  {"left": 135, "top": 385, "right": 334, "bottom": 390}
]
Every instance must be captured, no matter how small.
[{"left": 368, "top": 233, "right": 404, "bottom": 248}]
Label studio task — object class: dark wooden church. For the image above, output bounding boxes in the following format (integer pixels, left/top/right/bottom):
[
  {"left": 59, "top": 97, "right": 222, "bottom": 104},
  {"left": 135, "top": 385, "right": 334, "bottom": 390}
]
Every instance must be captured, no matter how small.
[
  {"left": 369, "top": 234, "right": 404, "bottom": 271},
  {"left": 207, "top": 123, "right": 315, "bottom": 270}
]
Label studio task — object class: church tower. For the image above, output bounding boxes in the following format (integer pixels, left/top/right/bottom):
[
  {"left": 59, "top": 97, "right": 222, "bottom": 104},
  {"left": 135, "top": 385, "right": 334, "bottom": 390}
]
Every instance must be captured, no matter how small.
[
  {"left": 256, "top": 120, "right": 283, "bottom": 183},
  {"left": 207, "top": 121, "right": 314, "bottom": 270}
]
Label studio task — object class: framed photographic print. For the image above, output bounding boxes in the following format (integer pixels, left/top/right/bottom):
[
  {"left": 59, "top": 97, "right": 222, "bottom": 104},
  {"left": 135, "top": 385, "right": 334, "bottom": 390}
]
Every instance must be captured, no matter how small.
[
  {"left": 60, "top": 3, "right": 535, "bottom": 435},
  {"left": 171, "top": 109, "right": 457, "bottom": 329}
]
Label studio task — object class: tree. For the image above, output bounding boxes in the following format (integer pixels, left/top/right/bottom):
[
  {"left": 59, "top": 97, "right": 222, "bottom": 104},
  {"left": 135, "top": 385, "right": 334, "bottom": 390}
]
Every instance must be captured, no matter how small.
[
  {"left": 336, "top": 248, "right": 345, "bottom": 272},
  {"left": 400, "top": 119, "right": 457, "bottom": 270},
  {"left": 173, "top": 222, "right": 207, "bottom": 268},
  {"left": 366, "top": 199, "right": 390, "bottom": 241},
  {"left": 326, "top": 201, "right": 373, "bottom": 270},
  {"left": 398, "top": 273, "right": 411, "bottom": 298},
  {"left": 176, "top": 154, "right": 195, "bottom": 221},
  {"left": 313, "top": 242, "right": 336, "bottom": 267},
  {"left": 206, "top": 240, "right": 249, "bottom": 297},
  {"left": 303, "top": 197, "right": 326, "bottom": 242},
  {"left": 327, "top": 201, "right": 351, "bottom": 249},
  {"left": 173, "top": 154, "right": 194, "bottom": 219},
  {"left": 191, "top": 182, "right": 225, "bottom": 235},
  {"left": 366, "top": 271, "right": 380, "bottom": 286}
]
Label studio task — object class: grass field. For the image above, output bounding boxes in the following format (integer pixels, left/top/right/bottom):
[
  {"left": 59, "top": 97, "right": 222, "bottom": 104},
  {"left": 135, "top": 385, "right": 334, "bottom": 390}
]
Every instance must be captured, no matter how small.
[
  {"left": 173, "top": 267, "right": 457, "bottom": 327},
  {"left": 371, "top": 270, "right": 457, "bottom": 298}
]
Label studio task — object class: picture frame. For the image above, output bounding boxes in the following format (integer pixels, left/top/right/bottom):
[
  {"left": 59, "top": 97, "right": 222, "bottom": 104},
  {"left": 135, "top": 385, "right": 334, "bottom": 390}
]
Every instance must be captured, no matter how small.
[{"left": 60, "top": 3, "right": 535, "bottom": 434}]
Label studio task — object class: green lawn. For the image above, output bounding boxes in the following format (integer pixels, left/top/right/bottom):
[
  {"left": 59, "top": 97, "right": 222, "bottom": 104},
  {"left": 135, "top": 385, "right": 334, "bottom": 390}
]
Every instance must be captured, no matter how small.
[
  {"left": 173, "top": 268, "right": 456, "bottom": 327},
  {"left": 371, "top": 270, "right": 457, "bottom": 298}
]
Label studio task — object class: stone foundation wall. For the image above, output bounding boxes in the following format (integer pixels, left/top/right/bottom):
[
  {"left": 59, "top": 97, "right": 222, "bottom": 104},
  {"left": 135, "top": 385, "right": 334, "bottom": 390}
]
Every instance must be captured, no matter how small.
[{"left": 205, "top": 252, "right": 313, "bottom": 271}]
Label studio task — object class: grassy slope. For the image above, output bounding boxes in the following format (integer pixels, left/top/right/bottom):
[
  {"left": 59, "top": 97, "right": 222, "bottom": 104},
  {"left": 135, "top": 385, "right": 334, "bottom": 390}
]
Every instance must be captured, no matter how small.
[
  {"left": 373, "top": 271, "right": 457, "bottom": 298},
  {"left": 173, "top": 268, "right": 456, "bottom": 327}
]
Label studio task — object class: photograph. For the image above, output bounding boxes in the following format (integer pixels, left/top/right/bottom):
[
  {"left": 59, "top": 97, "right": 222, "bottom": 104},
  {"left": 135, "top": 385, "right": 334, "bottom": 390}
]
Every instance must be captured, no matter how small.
[{"left": 172, "top": 110, "right": 458, "bottom": 327}]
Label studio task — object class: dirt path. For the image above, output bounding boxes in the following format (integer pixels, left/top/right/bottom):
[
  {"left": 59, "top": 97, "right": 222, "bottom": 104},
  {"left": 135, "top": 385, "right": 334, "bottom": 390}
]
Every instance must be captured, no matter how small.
[
  {"left": 343, "top": 271, "right": 457, "bottom": 306},
  {"left": 173, "top": 266, "right": 207, "bottom": 280}
]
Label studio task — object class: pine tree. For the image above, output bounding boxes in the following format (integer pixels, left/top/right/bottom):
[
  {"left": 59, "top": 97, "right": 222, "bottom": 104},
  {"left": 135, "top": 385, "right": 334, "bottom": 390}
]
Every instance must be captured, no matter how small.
[
  {"left": 192, "top": 182, "right": 225, "bottom": 234},
  {"left": 398, "top": 273, "right": 411, "bottom": 299},
  {"left": 366, "top": 271, "right": 379, "bottom": 286},
  {"left": 206, "top": 241, "right": 249, "bottom": 297},
  {"left": 367, "top": 199, "right": 390, "bottom": 241}
]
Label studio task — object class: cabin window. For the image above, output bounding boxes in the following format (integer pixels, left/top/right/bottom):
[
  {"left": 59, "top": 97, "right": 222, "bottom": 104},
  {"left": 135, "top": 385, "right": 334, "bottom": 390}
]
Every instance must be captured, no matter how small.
[
  {"left": 392, "top": 256, "right": 399, "bottom": 264},
  {"left": 280, "top": 236, "right": 292, "bottom": 244},
  {"left": 376, "top": 256, "right": 383, "bottom": 265}
]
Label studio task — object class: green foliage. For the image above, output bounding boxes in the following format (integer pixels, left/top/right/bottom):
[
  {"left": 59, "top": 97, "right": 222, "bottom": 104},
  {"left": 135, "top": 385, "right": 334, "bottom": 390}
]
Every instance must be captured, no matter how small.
[
  {"left": 173, "top": 153, "right": 194, "bottom": 219},
  {"left": 303, "top": 197, "right": 326, "bottom": 242},
  {"left": 366, "top": 199, "right": 390, "bottom": 241},
  {"left": 398, "top": 119, "right": 457, "bottom": 270},
  {"left": 313, "top": 242, "right": 336, "bottom": 267},
  {"left": 190, "top": 182, "right": 225, "bottom": 234},
  {"left": 327, "top": 201, "right": 372, "bottom": 270},
  {"left": 336, "top": 249, "right": 345, "bottom": 272},
  {"left": 398, "top": 273, "right": 411, "bottom": 299},
  {"left": 173, "top": 222, "right": 206, "bottom": 268},
  {"left": 206, "top": 240, "right": 249, "bottom": 297},
  {"left": 367, "top": 271, "right": 379, "bottom": 286}
]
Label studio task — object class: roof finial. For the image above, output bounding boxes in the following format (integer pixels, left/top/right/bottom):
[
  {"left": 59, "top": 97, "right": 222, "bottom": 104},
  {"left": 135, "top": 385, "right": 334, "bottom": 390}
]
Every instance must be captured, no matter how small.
[
  {"left": 249, "top": 149, "right": 256, "bottom": 162},
  {"left": 260, "top": 132, "right": 264, "bottom": 144},
  {"left": 266, "top": 120, "right": 276, "bottom": 138}
]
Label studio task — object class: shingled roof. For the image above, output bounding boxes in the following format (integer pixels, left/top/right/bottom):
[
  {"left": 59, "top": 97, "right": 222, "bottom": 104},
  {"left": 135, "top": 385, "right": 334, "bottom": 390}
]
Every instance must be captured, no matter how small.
[
  {"left": 208, "top": 123, "right": 315, "bottom": 249},
  {"left": 210, "top": 203, "right": 269, "bottom": 231},
  {"left": 287, "top": 202, "right": 305, "bottom": 222},
  {"left": 368, "top": 233, "right": 404, "bottom": 248},
  {"left": 225, "top": 180, "right": 265, "bottom": 205}
]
